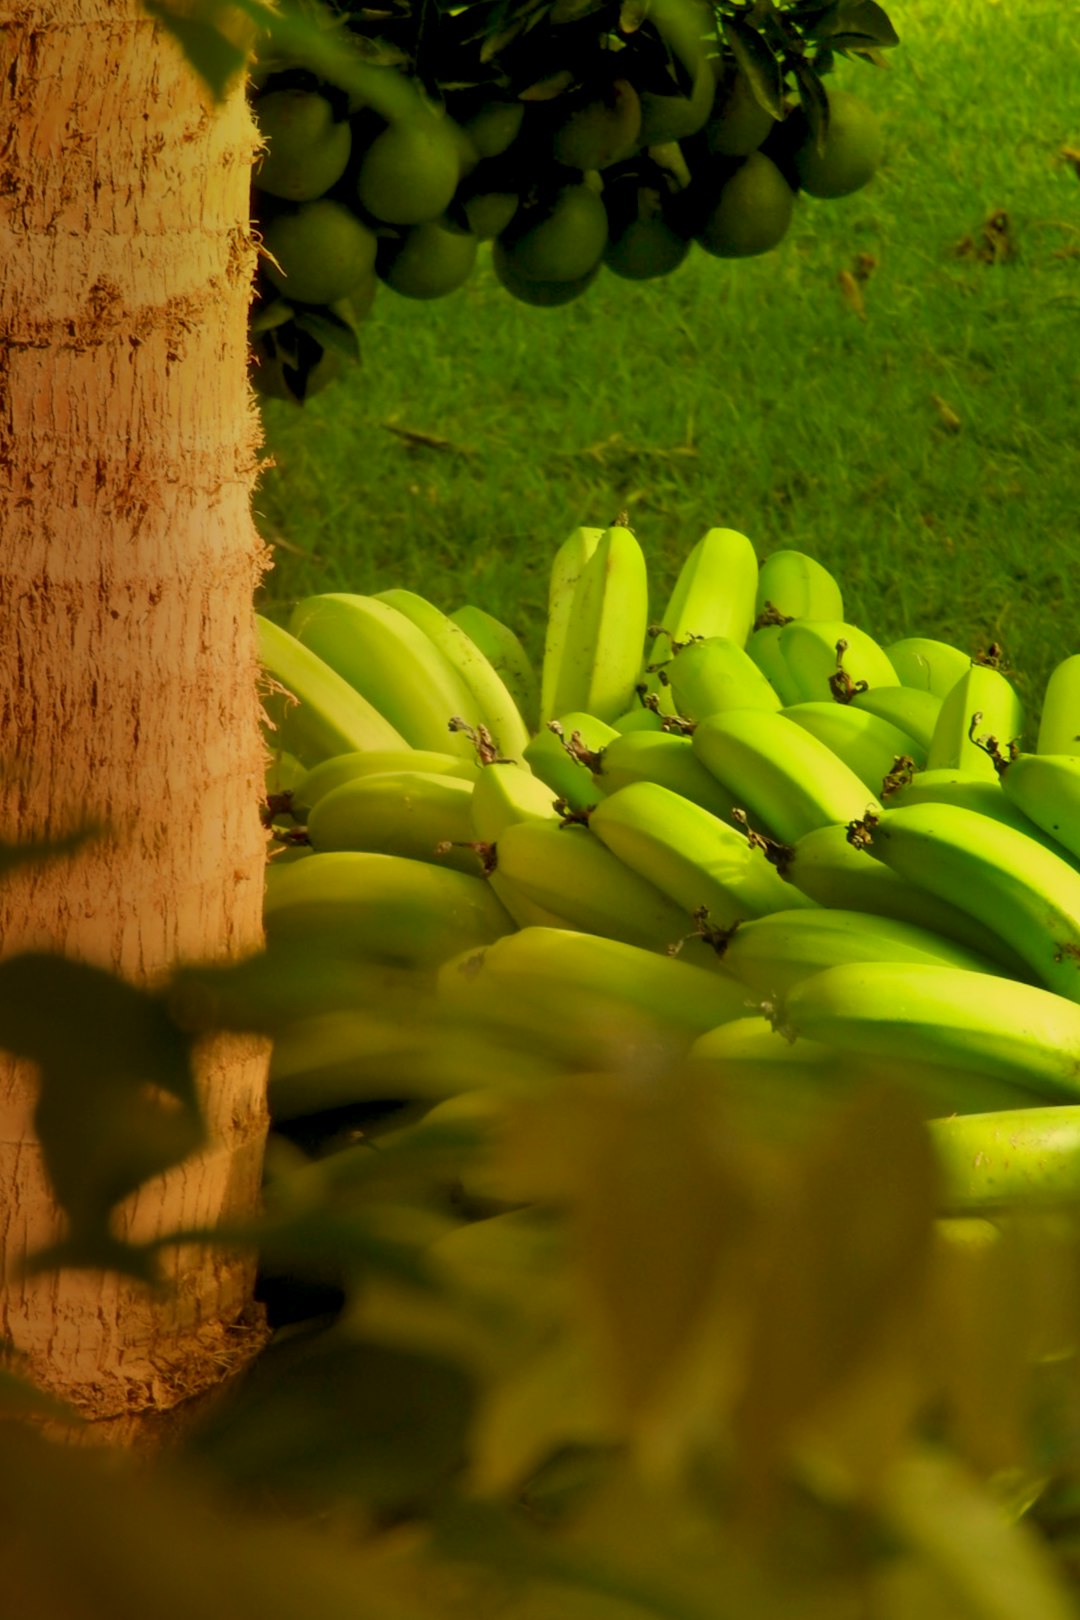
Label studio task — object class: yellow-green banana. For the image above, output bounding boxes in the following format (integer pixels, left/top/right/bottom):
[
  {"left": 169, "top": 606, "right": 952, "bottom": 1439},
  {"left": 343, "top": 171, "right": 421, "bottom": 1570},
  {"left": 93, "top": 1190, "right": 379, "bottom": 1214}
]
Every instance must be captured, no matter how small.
[
  {"left": 924, "top": 660, "right": 1024, "bottom": 780},
  {"left": 292, "top": 748, "right": 476, "bottom": 821},
  {"left": 713, "top": 905, "right": 1002, "bottom": 1000},
  {"left": 375, "top": 587, "right": 532, "bottom": 761},
  {"left": 491, "top": 817, "right": 693, "bottom": 955},
  {"left": 928, "top": 1106, "right": 1080, "bottom": 1214},
  {"left": 663, "top": 634, "right": 783, "bottom": 722},
  {"left": 646, "top": 526, "right": 760, "bottom": 672},
  {"left": 287, "top": 593, "right": 482, "bottom": 757},
  {"left": 263, "top": 849, "right": 514, "bottom": 970},
  {"left": 781, "top": 700, "right": 925, "bottom": 791},
  {"left": 776, "top": 619, "right": 900, "bottom": 704},
  {"left": 591, "top": 729, "right": 745, "bottom": 824},
  {"left": 779, "top": 822, "right": 1035, "bottom": 979},
  {"left": 1000, "top": 752, "right": 1080, "bottom": 864},
  {"left": 543, "top": 523, "right": 649, "bottom": 724},
  {"left": 612, "top": 703, "right": 666, "bottom": 734},
  {"left": 885, "top": 636, "right": 971, "bottom": 698},
  {"left": 256, "top": 614, "right": 407, "bottom": 765},
  {"left": 450, "top": 602, "right": 539, "bottom": 734},
  {"left": 470, "top": 760, "right": 562, "bottom": 843},
  {"left": 586, "top": 779, "right": 817, "bottom": 929},
  {"left": 744, "top": 622, "right": 802, "bottom": 705},
  {"left": 305, "top": 769, "right": 480, "bottom": 873},
  {"left": 850, "top": 684, "right": 943, "bottom": 754},
  {"left": 692, "top": 707, "right": 881, "bottom": 845},
  {"left": 754, "top": 548, "right": 844, "bottom": 623},
  {"left": 883, "top": 764, "right": 1074, "bottom": 861},
  {"left": 1038, "top": 653, "right": 1080, "bottom": 755},
  {"left": 778, "top": 961, "right": 1080, "bottom": 1104},
  {"left": 854, "top": 800, "right": 1080, "bottom": 1001},
  {"left": 540, "top": 524, "right": 604, "bottom": 724},
  {"left": 522, "top": 711, "right": 617, "bottom": 810}
]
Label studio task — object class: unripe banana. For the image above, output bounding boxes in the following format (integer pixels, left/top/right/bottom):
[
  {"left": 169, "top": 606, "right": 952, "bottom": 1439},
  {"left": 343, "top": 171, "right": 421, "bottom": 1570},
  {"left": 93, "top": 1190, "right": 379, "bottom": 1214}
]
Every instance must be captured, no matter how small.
[
  {"left": 256, "top": 614, "right": 407, "bottom": 766},
  {"left": 850, "top": 684, "right": 943, "bottom": 754},
  {"left": 925, "top": 661, "right": 1024, "bottom": 781},
  {"left": 692, "top": 707, "right": 881, "bottom": 845},
  {"left": 1038, "top": 654, "right": 1080, "bottom": 755},
  {"left": 470, "top": 760, "right": 562, "bottom": 843},
  {"left": 263, "top": 849, "right": 514, "bottom": 970},
  {"left": 305, "top": 769, "right": 480, "bottom": 873},
  {"left": 375, "top": 588, "right": 532, "bottom": 761},
  {"left": 776, "top": 619, "right": 900, "bottom": 703},
  {"left": 885, "top": 636, "right": 971, "bottom": 698},
  {"left": 646, "top": 526, "right": 760, "bottom": 673},
  {"left": 545, "top": 524, "right": 650, "bottom": 724},
  {"left": 541, "top": 525, "right": 604, "bottom": 725},
  {"left": 592, "top": 729, "right": 745, "bottom": 824},
  {"left": 781, "top": 700, "right": 925, "bottom": 792},
  {"left": 287, "top": 593, "right": 482, "bottom": 757},
  {"left": 1000, "top": 753, "right": 1080, "bottom": 864},
  {"left": 292, "top": 748, "right": 476, "bottom": 821},
  {"left": 450, "top": 602, "right": 540, "bottom": 734},
  {"left": 522, "top": 711, "right": 617, "bottom": 810},
  {"left": 743, "top": 622, "right": 802, "bottom": 705},
  {"left": 883, "top": 765, "right": 1074, "bottom": 861},
  {"left": 928, "top": 1106, "right": 1080, "bottom": 1213},
  {"left": 663, "top": 634, "right": 783, "bottom": 722},
  {"left": 754, "top": 548, "right": 844, "bottom": 623}
]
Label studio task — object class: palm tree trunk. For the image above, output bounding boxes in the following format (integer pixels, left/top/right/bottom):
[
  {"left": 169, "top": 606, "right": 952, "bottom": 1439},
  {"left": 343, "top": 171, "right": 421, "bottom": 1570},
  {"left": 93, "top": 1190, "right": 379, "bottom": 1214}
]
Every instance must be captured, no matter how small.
[{"left": 0, "top": 0, "right": 271, "bottom": 1422}]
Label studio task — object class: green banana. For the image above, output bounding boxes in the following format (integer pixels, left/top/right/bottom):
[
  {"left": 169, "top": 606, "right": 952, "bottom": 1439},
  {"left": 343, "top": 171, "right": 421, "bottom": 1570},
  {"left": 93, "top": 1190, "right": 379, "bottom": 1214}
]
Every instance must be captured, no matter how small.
[
  {"left": 781, "top": 700, "right": 925, "bottom": 791},
  {"left": 470, "top": 760, "right": 562, "bottom": 843},
  {"left": 778, "top": 961, "right": 1080, "bottom": 1104},
  {"left": 263, "top": 849, "right": 515, "bottom": 970},
  {"left": 265, "top": 749, "right": 306, "bottom": 801},
  {"left": 287, "top": 593, "right": 482, "bottom": 757},
  {"left": 1038, "top": 653, "right": 1080, "bottom": 755},
  {"left": 712, "top": 905, "right": 1002, "bottom": 1000},
  {"left": 663, "top": 634, "right": 783, "bottom": 722},
  {"left": 491, "top": 817, "right": 695, "bottom": 956},
  {"left": 375, "top": 587, "right": 532, "bottom": 761},
  {"left": 543, "top": 523, "right": 650, "bottom": 724},
  {"left": 292, "top": 748, "right": 476, "bottom": 821},
  {"left": 438, "top": 925, "right": 751, "bottom": 1067},
  {"left": 646, "top": 526, "right": 760, "bottom": 672},
  {"left": 883, "top": 765, "right": 1075, "bottom": 861},
  {"left": 522, "top": 711, "right": 617, "bottom": 810},
  {"left": 591, "top": 729, "right": 746, "bottom": 824},
  {"left": 850, "top": 684, "right": 943, "bottom": 754},
  {"left": 884, "top": 636, "right": 972, "bottom": 698},
  {"left": 586, "top": 779, "right": 817, "bottom": 930},
  {"left": 925, "top": 660, "right": 1024, "bottom": 781},
  {"left": 743, "top": 622, "right": 803, "bottom": 705},
  {"left": 780, "top": 822, "right": 1035, "bottom": 979},
  {"left": 692, "top": 707, "right": 881, "bottom": 845},
  {"left": 540, "top": 524, "right": 604, "bottom": 725},
  {"left": 689, "top": 1015, "right": 1035, "bottom": 1128},
  {"left": 777, "top": 619, "right": 900, "bottom": 704},
  {"left": 1000, "top": 752, "right": 1080, "bottom": 863},
  {"left": 754, "top": 548, "right": 844, "bottom": 623},
  {"left": 928, "top": 1106, "right": 1080, "bottom": 1214},
  {"left": 612, "top": 704, "right": 666, "bottom": 734},
  {"left": 305, "top": 769, "right": 481, "bottom": 874},
  {"left": 853, "top": 800, "right": 1080, "bottom": 1001},
  {"left": 256, "top": 614, "right": 407, "bottom": 766},
  {"left": 450, "top": 602, "right": 539, "bottom": 734}
]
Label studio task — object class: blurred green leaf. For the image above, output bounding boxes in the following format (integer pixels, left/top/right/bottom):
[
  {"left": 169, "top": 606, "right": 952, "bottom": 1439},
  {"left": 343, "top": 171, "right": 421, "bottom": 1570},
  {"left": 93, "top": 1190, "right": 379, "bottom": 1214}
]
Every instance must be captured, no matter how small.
[{"left": 720, "top": 13, "right": 785, "bottom": 119}]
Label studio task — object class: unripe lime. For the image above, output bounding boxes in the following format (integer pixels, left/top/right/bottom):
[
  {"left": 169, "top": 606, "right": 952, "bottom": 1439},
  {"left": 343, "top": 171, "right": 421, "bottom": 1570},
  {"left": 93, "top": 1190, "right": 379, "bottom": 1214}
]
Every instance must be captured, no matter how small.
[
  {"left": 377, "top": 220, "right": 479, "bottom": 299},
  {"left": 460, "top": 98, "right": 525, "bottom": 159},
  {"left": 462, "top": 190, "right": 519, "bottom": 241},
  {"left": 792, "top": 88, "right": 884, "bottom": 198},
  {"left": 491, "top": 243, "right": 600, "bottom": 307},
  {"left": 550, "top": 78, "right": 642, "bottom": 171},
  {"left": 498, "top": 184, "right": 608, "bottom": 282},
  {"left": 695, "top": 150, "right": 795, "bottom": 258},
  {"left": 604, "top": 204, "right": 690, "bottom": 280},
  {"left": 262, "top": 199, "right": 379, "bottom": 304},
  {"left": 637, "top": 58, "right": 716, "bottom": 146},
  {"left": 704, "top": 69, "right": 775, "bottom": 156},
  {"left": 254, "top": 89, "right": 352, "bottom": 201},
  {"left": 356, "top": 115, "right": 462, "bottom": 224}
]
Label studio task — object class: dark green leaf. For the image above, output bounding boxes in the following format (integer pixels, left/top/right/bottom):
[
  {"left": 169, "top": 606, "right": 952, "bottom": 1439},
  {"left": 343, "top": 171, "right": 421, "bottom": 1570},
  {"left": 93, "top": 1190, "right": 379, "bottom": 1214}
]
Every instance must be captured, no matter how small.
[
  {"left": 813, "top": 0, "right": 898, "bottom": 48},
  {"left": 141, "top": 1, "right": 250, "bottom": 102},
  {"left": 292, "top": 306, "right": 364, "bottom": 364},
  {"left": 789, "top": 52, "right": 831, "bottom": 155},
  {"left": 720, "top": 13, "right": 785, "bottom": 119}
]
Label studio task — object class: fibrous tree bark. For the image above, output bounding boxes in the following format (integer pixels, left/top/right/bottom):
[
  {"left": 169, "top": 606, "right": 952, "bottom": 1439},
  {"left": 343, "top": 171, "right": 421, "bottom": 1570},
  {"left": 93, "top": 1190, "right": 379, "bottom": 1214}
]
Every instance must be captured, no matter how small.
[{"left": 0, "top": 0, "right": 271, "bottom": 1423}]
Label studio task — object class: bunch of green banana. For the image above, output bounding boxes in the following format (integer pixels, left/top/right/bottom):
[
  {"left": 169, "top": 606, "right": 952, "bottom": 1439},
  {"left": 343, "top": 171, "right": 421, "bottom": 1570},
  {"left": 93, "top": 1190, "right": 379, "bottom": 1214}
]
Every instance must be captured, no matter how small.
[{"left": 255, "top": 523, "right": 1080, "bottom": 1197}]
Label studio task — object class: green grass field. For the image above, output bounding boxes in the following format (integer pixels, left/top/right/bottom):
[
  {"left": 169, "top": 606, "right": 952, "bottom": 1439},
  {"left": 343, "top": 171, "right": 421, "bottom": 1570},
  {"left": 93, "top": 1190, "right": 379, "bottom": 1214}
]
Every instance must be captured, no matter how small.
[{"left": 253, "top": 0, "right": 1079, "bottom": 738}]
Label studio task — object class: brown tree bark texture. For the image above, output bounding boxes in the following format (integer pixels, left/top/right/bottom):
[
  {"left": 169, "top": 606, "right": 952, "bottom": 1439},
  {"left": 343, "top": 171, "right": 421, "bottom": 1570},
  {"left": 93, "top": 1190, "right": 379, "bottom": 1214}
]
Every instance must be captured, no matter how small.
[{"left": 0, "top": 2, "right": 272, "bottom": 1419}]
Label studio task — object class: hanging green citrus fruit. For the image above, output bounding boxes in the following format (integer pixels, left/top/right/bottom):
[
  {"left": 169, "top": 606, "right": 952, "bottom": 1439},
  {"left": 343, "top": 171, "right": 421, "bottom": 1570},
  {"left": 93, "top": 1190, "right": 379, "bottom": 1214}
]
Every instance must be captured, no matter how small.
[
  {"left": 637, "top": 58, "right": 716, "bottom": 147},
  {"left": 550, "top": 78, "right": 642, "bottom": 171},
  {"left": 497, "top": 184, "right": 608, "bottom": 282},
  {"left": 262, "top": 199, "right": 379, "bottom": 305},
  {"left": 703, "top": 67, "right": 775, "bottom": 157},
  {"left": 254, "top": 89, "right": 352, "bottom": 201},
  {"left": 460, "top": 98, "right": 525, "bottom": 160},
  {"left": 604, "top": 186, "right": 691, "bottom": 280},
  {"left": 491, "top": 243, "right": 600, "bottom": 306},
  {"left": 462, "top": 190, "right": 520, "bottom": 241},
  {"left": 356, "top": 114, "right": 463, "bottom": 224},
  {"left": 792, "top": 88, "right": 884, "bottom": 198},
  {"left": 695, "top": 151, "right": 795, "bottom": 258},
  {"left": 377, "top": 221, "right": 479, "bottom": 299}
]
